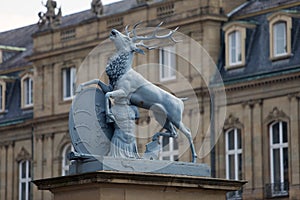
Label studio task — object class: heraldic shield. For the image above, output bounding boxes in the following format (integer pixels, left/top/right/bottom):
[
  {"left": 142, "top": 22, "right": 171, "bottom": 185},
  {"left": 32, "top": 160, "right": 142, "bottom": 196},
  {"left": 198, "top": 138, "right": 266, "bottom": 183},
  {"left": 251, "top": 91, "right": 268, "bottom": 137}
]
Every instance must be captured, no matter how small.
[{"left": 69, "top": 87, "right": 114, "bottom": 156}]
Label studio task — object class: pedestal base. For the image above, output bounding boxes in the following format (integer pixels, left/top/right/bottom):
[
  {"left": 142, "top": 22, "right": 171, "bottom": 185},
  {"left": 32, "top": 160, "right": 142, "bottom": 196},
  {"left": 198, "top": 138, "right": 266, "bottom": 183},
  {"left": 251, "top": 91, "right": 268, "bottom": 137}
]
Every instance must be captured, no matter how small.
[
  {"left": 33, "top": 171, "right": 247, "bottom": 200},
  {"left": 69, "top": 156, "right": 210, "bottom": 177}
]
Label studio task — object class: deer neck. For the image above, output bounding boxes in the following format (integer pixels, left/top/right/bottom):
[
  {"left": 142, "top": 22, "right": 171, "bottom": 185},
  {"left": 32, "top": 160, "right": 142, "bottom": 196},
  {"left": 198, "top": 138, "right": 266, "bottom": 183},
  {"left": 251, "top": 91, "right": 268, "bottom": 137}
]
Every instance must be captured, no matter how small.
[{"left": 106, "top": 51, "right": 134, "bottom": 88}]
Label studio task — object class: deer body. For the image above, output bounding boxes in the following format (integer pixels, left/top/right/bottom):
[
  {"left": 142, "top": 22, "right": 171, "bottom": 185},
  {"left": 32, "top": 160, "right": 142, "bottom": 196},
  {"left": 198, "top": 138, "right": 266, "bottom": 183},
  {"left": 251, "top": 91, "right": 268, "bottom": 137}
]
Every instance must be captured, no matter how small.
[{"left": 78, "top": 24, "right": 197, "bottom": 162}]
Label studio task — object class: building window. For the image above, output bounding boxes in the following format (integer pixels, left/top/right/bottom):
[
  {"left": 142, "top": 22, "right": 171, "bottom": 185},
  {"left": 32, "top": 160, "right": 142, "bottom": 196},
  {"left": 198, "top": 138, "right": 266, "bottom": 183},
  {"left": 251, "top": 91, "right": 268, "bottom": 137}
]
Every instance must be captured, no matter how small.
[
  {"left": 159, "top": 46, "right": 176, "bottom": 81},
  {"left": 157, "top": 3, "right": 175, "bottom": 18},
  {"left": 223, "top": 22, "right": 256, "bottom": 69},
  {"left": 223, "top": 25, "right": 249, "bottom": 69},
  {"left": 159, "top": 136, "right": 179, "bottom": 161},
  {"left": 62, "top": 143, "right": 73, "bottom": 176},
  {"left": 0, "top": 81, "right": 5, "bottom": 112},
  {"left": 268, "top": 13, "right": 292, "bottom": 60},
  {"left": 225, "top": 128, "right": 243, "bottom": 199},
  {"left": 229, "top": 31, "right": 242, "bottom": 66},
  {"left": 60, "top": 28, "right": 76, "bottom": 42},
  {"left": 268, "top": 121, "right": 289, "bottom": 197},
  {"left": 62, "top": 67, "right": 76, "bottom": 101},
  {"left": 21, "top": 74, "right": 33, "bottom": 108},
  {"left": 19, "top": 160, "right": 31, "bottom": 200}
]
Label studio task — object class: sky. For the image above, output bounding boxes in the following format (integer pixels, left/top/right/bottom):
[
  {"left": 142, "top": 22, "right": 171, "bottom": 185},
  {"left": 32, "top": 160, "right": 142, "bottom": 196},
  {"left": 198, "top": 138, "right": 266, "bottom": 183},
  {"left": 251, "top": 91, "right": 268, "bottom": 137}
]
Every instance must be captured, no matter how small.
[{"left": 0, "top": 0, "right": 122, "bottom": 32}]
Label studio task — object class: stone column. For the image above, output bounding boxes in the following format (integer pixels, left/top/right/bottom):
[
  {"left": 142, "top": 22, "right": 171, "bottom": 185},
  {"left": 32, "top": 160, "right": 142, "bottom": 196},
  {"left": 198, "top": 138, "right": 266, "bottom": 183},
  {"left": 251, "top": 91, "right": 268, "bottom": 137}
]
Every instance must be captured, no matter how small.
[
  {"left": 6, "top": 142, "right": 14, "bottom": 200},
  {"left": 0, "top": 144, "right": 6, "bottom": 200},
  {"left": 242, "top": 101, "right": 253, "bottom": 196},
  {"left": 252, "top": 100, "right": 264, "bottom": 198},
  {"left": 33, "top": 135, "right": 44, "bottom": 200},
  {"left": 288, "top": 94, "right": 300, "bottom": 198}
]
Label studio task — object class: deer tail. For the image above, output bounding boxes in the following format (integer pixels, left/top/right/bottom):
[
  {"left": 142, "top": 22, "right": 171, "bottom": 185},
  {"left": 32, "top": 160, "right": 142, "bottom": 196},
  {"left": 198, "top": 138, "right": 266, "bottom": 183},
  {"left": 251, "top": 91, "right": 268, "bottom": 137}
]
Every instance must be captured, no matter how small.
[{"left": 180, "top": 97, "right": 188, "bottom": 102}]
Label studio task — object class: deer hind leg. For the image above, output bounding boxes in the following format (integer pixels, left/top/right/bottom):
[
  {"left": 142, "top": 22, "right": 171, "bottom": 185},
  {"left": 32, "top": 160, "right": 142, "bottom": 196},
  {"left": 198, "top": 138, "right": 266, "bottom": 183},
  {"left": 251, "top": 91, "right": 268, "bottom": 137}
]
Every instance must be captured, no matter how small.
[
  {"left": 151, "top": 104, "right": 178, "bottom": 138},
  {"left": 178, "top": 122, "right": 197, "bottom": 163}
]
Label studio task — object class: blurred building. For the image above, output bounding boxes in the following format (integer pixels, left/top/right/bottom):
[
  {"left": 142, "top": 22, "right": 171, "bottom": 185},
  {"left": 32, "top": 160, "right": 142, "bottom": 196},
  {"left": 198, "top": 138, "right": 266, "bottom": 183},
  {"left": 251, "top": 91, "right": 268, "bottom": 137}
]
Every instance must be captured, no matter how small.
[{"left": 1, "top": 0, "right": 299, "bottom": 200}]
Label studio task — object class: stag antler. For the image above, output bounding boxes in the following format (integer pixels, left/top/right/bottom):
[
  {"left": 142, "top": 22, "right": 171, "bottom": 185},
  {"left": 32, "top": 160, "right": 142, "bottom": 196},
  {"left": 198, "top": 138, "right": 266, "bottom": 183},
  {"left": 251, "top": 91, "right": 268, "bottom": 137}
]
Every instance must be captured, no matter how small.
[{"left": 130, "top": 22, "right": 179, "bottom": 45}]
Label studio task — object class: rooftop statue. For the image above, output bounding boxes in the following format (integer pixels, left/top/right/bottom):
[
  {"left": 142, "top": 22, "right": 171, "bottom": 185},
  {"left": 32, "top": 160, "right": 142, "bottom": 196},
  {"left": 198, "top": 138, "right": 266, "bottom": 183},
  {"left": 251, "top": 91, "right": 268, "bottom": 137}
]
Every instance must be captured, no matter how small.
[
  {"left": 72, "top": 22, "right": 197, "bottom": 163},
  {"left": 38, "top": 0, "right": 62, "bottom": 27},
  {"left": 91, "top": 0, "right": 103, "bottom": 17}
]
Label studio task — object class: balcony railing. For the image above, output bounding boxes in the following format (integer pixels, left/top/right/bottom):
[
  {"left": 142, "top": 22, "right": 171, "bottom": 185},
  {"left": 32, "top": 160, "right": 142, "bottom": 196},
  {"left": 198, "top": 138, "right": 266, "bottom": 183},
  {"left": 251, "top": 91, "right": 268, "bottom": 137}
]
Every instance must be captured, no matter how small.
[
  {"left": 226, "top": 190, "right": 242, "bottom": 200},
  {"left": 265, "top": 182, "right": 289, "bottom": 198}
]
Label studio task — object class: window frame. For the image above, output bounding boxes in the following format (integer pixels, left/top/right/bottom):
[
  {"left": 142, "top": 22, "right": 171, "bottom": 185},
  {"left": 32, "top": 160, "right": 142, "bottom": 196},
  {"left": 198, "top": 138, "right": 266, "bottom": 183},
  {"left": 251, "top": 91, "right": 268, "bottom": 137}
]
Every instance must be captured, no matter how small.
[
  {"left": 268, "top": 13, "right": 292, "bottom": 60},
  {"left": 225, "top": 127, "right": 243, "bottom": 200},
  {"left": 159, "top": 46, "right": 176, "bottom": 82},
  {"left": 223, "top": 22, "right": 256, "bottom": 70},
  {"left": 21, "top": 74, "right": 34, "bottom": 109},
  {"left": 0, "top": 80, "right": 6, "bottom": 112},
  {"left": 269, "top": 121, "right": 289, "bottom": 196},
  {"left": 224, "top": 26, "right": 246, "bottom": 69},
  {"left": 62, "top": 67, "right": 76, "bottom": 101},
  {"left": 225, "top": 128, "right": 242, "bottom": 180},
  {"left": 19, "top": 160, "right": 31, "bottom": 200},
  {"left": 159, "top": 136, "right": 179, "bottom": 161}
]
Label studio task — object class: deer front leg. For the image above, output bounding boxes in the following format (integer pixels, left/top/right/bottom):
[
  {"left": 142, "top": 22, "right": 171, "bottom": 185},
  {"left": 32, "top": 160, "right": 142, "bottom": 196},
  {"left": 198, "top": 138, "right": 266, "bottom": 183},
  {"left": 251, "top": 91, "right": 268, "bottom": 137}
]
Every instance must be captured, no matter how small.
[
  {"left": 76, "top": 79, "right": 99, "bottom": 93},
  {"left": 76, "top": 79, "right": 112, "bottom": 93},
  {"left": 105, "top": 89, "right": 127, "bottom": 123}
]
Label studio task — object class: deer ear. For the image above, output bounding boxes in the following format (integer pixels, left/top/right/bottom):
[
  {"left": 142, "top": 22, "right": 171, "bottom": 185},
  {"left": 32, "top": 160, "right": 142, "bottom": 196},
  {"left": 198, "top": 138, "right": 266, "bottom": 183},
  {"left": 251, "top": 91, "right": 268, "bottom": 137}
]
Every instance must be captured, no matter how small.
[{"left": 133, "top": 47, "right": 145, "bottom": 55}]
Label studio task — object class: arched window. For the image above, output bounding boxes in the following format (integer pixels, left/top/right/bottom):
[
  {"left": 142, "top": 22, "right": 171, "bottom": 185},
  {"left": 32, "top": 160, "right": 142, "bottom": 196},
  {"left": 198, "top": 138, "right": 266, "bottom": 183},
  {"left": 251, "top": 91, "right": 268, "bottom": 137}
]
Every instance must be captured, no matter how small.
[
  {"left": 225, "top": 127, "right": 242, "bottom": 199},
  {"left": 21, "top": 74, "right": 33, "bottom": 108},
  {"left": 268, "top": 13, "right": 292, "bottom": 60},
  {"left": 19, "top": 160, "right": 31, "bottom": 200},
  {"left": 61, "top": 143, "right": 74, "bottom": 176},
  {"left": 269, "top": 121, "right": 288, "bottom": 197}
]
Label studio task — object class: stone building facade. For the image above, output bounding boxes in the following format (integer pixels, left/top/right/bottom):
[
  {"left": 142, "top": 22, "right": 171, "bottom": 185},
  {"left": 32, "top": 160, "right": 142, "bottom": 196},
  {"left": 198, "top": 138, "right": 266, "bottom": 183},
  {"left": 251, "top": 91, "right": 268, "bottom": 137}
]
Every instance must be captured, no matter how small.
[
  {"left": 1, "top": 0, "right": 299, "bottom": 200},
  {"left": 215, "top": 0, "right": 300, "bottom": 199}
]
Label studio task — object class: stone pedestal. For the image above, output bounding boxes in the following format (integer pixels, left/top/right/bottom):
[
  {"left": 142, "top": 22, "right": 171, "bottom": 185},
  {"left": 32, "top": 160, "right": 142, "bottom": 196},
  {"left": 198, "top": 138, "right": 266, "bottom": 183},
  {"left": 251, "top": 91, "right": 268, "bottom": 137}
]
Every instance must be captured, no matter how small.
[{"left": 33, "top": 171, "right": 246, "bottom": 200}]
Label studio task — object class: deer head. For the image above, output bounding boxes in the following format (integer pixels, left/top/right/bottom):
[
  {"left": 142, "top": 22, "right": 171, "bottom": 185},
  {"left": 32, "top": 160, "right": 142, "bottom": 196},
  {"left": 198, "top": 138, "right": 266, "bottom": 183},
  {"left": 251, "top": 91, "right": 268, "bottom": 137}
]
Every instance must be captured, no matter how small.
[{"left": 109, "top": 22, "right": 179, "bottom": 55}]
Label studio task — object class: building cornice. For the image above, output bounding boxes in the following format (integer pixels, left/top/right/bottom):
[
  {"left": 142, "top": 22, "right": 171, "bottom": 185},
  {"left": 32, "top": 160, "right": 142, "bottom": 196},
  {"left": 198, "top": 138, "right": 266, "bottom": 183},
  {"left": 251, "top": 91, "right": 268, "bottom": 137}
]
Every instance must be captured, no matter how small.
[
  {"left": 223, "top": 70, "right": 300, "bottom": 93},
  {"left": 232, "top": 1, "right": 300, "bottom": 20}
]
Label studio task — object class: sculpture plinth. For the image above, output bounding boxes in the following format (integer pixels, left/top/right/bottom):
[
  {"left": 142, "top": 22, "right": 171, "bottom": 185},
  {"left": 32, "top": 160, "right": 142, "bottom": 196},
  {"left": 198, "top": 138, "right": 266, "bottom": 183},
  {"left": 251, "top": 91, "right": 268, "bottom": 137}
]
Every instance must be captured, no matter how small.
[
  {"left": 69, "top": 156, "right": 211, "bottom": 177},
  {"left": 33, "top": 171, "right": 246, "bottom": 200}
]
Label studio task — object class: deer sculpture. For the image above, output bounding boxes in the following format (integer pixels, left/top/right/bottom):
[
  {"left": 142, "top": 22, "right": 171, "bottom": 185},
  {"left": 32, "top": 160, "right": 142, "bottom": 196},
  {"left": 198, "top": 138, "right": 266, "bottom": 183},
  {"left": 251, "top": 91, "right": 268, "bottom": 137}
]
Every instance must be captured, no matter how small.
[{"left": 77, "top": 22, "right": 197, "bottom": 163}]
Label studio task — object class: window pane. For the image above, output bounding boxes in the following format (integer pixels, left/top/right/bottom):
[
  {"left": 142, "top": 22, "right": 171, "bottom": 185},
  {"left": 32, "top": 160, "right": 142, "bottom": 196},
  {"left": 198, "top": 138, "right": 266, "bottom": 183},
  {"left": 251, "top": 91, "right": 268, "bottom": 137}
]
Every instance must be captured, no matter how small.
[
  {"left": 28, "top": 161, "right": 31, "bottom": 178},
  {"left": 30, "top": 78, "right": 33, "bottom": 104},
  {"left": 227, "top": 129, "right": 234, "bottom": 150},
  {"left": 238, "top": 153, "right": 242, "bottom": 180},
  {"left": 283, "top": 147, "right": 288, "bottom": 182},
  {"left": 64, "top": 145, "right": 71, "bottom": 166},
  {"left": 174, "top": 155, "right": 179, "bottom": 161},
  {"left": 173, "top": 138, "right": 178, "bottom": 150},
  {"left": 229, "top": 32, "right": 236, "bottom": 63},
  {"left": 274, "top": 22, "right": 286, "bottom": 55},
  {"left": 273, "top": 148, "right": 280, "bottom": 183},
  {"left": 236, "top": 31, "right": 241, "bottom": 62},
  {"left": 21, "top": 161, "right": 27, "bottom": 178},
  {"left": 21, "top": 182, "right": 26, "bottom": 200},
  {"left": 0, "top": 85, "right": 2, "bottom": 110},
  {"left": 162, "top": 136, "right": 169, "bottom": 151},
  {"left": 160, "top": 47, "right": 176, "bottom": 80},
  {"left": 71, "top": 68, "right": 76, "bottom": 96},
  {"left": 163, "top": 156, "right": 169, "bottom": 160},
  {"left": 228, "top": 154, "right": 235, "bottom": 179},
  {"left": 282, "top": 122, "right": 288, "bottom": 143},
  {"left": 272, "top": 122, "right": 280, "bottom": 144},
  {"left": 237, "top": 129, "right": 242, "bottom": 149}
]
